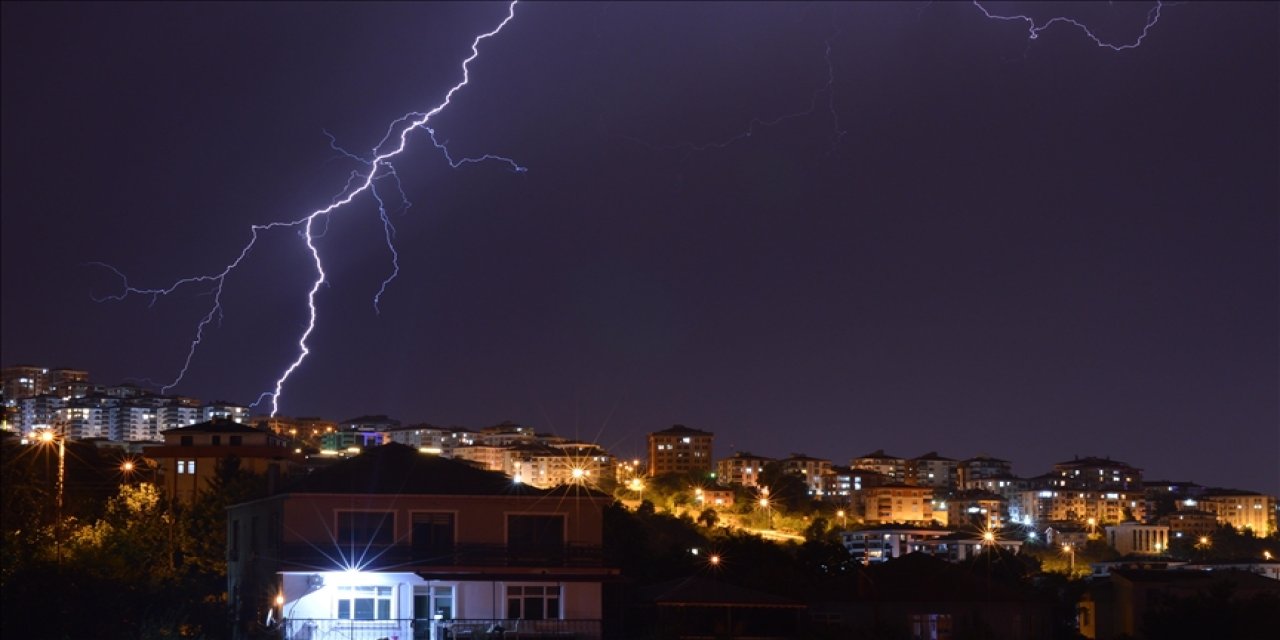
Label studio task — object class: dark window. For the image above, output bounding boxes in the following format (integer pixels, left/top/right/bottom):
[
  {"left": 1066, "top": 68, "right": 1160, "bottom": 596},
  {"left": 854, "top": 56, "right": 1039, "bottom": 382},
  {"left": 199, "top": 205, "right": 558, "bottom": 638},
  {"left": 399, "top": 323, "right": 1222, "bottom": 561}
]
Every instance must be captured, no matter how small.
[
  {"left": 412, "top": 513, "right": 455, "bottom": 561},
  {"left": 230, "top": 435, "right": 242, "bottom": 446},
  {"left": 212, "top": 435, "right": 221, "bottom": 445},
  {"left": 338, "top": 511, "right": 395, "bottom": 546},
  {"left": 507, "top": 585, "right": 560, "bottom": 620},
  {"left": 508, "top": 515, "right": 565, "bottom": 548},
  {"left": 180, "top": 435, "right": 193, "bottom": 446}
]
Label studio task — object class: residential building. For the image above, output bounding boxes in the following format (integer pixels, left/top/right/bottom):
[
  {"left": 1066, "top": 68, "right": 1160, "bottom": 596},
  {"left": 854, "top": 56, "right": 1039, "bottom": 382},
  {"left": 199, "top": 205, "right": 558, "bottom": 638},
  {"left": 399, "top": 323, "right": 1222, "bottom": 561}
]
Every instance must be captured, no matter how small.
[
  {"left": 716, "top": 451, "right": 773, "bottom": 488},
  {"left": 946, "top": 490, "right": 1007, "bottom": 532},
  {"left": 385, "top": 424, "right": 477, "bottom": 455},
  {"left": 227, "top": 443, "right": 616, "bottom": 640},
  {"left": 1158, "top": 509, "right": 1218, "bottom": 541},
  {"left": 861, "top": 484, "right": 934, "bottom": 526},
  {"left": 202, "top": 401, "right": 250, "bottom": 423},
  {"left": 907, "top": 451, "right": 958, "bottom": 489},
  {"left": 475, "top": 421, "right": 538, "bottom": 447},
  {"left": 841, "top": 527, "right": 952, "bottom": 564},
  {"left": 850, "top": 449, "right": 907, "bottom": 484},
  {"left": 780, "top": 453, "right": 831, "bottom": 497},
  {"left": 1012, "top": 489, "right": 1145, "bottom": 527},
  {"left": 956, "top": 455, "right": 1013, "bottom": 488},
  {"left": 1052, "top": 456, "right": 1142, "bottom": 491},
  {"left": 647, "top": 425, "right": 713, "bottom": 477},
  {"left": 820, "top": 465, "right": 856, "bottom": 502},
  {"left": 1197, "top": 489, "right": 1276, "bottom": 536},
  {"left": 1, "top": 365, "right": 52, "bottom": 403},
  {"left": 145, "top": 419, "right": 304, "bottom": 504},
  {"left": 450, "top": 444, "right": 509, "bottom": 472}
]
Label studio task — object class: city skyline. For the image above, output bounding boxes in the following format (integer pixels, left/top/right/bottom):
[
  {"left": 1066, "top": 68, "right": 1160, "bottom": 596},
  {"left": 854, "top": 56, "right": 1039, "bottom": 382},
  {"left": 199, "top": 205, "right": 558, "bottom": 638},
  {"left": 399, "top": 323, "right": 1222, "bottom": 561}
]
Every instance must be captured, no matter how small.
[{"left": 2, "top": 3, "right": 1276, "bottom": 496}]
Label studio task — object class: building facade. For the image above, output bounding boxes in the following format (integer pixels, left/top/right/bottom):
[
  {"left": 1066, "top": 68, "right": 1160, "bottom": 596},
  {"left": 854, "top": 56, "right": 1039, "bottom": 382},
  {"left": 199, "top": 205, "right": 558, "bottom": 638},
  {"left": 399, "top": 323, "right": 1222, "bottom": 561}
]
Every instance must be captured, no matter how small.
[
  {"left": 647, "top": 425, "right": 713, "bottom": 477},
  {"left": 226, "top": 444, "right": 616, "bottom": 640}
]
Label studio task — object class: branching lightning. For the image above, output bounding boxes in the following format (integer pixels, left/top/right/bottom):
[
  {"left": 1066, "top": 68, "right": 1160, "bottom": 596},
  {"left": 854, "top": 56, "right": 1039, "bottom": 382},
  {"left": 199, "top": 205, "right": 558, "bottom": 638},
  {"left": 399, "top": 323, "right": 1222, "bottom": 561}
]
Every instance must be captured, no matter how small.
[
  {"left": 972, "top": 1, "right": 1165, "bottom": 51},
  {"left": 91, "top": 0, "right": 1170, "bottom": 418},
  {"left": 92, "top": 0, "right": 525, "bottom": 416},
  {"left": 630, "top": 2, "right": 1166, "bottom": 156}
]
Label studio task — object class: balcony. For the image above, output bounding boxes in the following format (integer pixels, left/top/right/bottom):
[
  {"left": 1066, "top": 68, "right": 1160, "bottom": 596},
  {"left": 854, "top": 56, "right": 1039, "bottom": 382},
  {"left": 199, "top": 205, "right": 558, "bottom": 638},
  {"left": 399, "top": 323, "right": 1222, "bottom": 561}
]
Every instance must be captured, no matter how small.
[
  {"left": 282, "top": 618, "right": 602, "bottom": 640},
  {"left": 278, "top": 543, "right": 604, "bottom": 570}
]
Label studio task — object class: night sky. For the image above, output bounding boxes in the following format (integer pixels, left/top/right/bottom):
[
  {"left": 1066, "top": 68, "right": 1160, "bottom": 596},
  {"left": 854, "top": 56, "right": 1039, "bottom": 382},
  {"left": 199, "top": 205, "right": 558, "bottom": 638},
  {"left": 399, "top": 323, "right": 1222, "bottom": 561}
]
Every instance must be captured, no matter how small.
[{"left": 3, "top": 2, "right": 1276, "bottom": 494}]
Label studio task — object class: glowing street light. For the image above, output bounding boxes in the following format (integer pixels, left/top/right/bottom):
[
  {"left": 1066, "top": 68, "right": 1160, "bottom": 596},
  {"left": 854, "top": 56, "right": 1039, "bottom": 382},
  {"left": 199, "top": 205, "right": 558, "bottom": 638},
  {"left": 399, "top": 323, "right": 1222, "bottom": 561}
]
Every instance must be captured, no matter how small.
[
  {"left": 1062, "top": 543, "right": 1075, "bottom": 573},
  {"left": 836, "top": 509, "right": 847, "bottom": 529},
  {"left": 38, "top": 431, "right": 66, "bottom": 564},
  {"left": 629, "top": 477, "right": 645, "bottom": 504},
  {"left": 758, "top": 487, "right": 773, "bottom": 529}
]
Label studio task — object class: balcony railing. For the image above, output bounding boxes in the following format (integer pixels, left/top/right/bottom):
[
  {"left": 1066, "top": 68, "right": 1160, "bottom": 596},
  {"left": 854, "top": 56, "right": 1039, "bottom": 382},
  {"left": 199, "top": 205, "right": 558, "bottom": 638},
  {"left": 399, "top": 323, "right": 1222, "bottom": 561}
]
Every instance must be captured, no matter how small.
[
  {"left": 278, "top": 543, "right": 603, "bottom": 570},
  {"left": 282, "top": 618, "right": 602, "bottom": 640}
]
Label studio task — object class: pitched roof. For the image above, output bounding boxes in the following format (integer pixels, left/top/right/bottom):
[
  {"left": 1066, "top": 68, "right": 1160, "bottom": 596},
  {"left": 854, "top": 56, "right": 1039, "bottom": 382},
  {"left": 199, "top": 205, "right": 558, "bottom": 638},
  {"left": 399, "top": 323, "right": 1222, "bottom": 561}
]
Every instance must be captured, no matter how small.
[
  {"left": 912, "top": 451, "right": 955, "bottom": 461},
  {"left": 853, "top": 449, "right": 902, "bottom": 460},
  {"left": 284, "top": 443, "right": 591, "bottom": 496},
  {"left": 651, "top": 424, "right": 713, "bottom": 436},
  {"left": 160, "top": 418, "right": 266, "bottom": 435}
]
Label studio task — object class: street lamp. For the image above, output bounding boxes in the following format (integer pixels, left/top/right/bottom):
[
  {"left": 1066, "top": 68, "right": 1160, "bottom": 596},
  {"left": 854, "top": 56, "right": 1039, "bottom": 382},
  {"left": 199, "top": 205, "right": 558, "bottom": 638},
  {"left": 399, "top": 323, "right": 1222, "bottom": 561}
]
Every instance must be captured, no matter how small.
[
  {"left": 836, "top": 509, "right": 847, "bottom": 529},
  {"left": 1087, "top": 518, "right": 1097, "bottom": 537},
  {"left": 629, "top": 477, "right": 645, "bottom": 505},
  {"left": 39, "top": 431, "right": 66, "bottom": 564},
  {"left": 1062, "top": 543, "right": 1075, "bottom": 574},
  {"left": 758, "top": 487, "right": 772, "bottom": 530}
]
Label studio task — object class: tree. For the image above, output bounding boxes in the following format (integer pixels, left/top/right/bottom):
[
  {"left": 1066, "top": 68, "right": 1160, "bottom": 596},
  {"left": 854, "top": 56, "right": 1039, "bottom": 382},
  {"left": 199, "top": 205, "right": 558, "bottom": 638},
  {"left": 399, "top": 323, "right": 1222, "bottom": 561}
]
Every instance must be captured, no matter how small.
[{"left": 697, "top": 508, "right": 719, "bottom": 528}]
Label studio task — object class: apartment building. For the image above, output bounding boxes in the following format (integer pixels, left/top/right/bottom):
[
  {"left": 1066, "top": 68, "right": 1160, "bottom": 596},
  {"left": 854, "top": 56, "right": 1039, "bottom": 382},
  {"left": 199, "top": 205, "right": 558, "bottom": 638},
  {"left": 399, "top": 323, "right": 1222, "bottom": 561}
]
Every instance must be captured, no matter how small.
[
  {"left": 647, "top": 425, "right": 713, "bottom": 477},
  {"left": 780, "top": 453, "right": 832, "bottom": 497},
  {"left": 861, "top": 484, "right": 934, "bottom": 526},
  {"left": 1197, "top": 490, "right": 1277, "bottom": 536},
  {"left": 716, "top": 451, "right": 774, "bottom": 488},
  {"left": 1053, "top": 456, "right": 1142, "bottom": 491},
  {"left": 907, "top": 451, "right": 958, "bottom": 489},
  {"left": 145, "top": 419, "right": 305, "bottom": 504},
  {"left": 850, "top": 449, "right": 907, "bottom": 484}
]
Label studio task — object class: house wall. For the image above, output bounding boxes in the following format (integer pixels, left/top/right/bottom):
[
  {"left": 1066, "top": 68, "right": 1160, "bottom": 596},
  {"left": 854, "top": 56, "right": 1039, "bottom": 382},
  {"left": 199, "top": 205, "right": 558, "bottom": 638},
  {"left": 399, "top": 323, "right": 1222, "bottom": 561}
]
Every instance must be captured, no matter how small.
[
  {"left": 275, "top": 493, "right": 606, "bottom": 546},
  {"left": 278, "top": 571, "right": 602, "bottom": 621}
]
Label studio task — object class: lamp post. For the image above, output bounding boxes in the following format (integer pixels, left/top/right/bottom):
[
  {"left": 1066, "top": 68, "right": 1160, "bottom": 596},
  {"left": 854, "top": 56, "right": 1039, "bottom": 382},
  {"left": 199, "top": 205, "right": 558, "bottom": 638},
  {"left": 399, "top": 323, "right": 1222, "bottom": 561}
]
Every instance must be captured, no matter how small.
[
  {"left": 837, "top": 509, "right": 847, "bottom": 529},
  {"left": 758, "top": 487, "right": 772, "bottom": 530},
  {"left": 40, "top": 431, "right": 66, "bottom": 564},
  {"left": 1063, "top": 543, "right": 1075, "bottom": 574}
]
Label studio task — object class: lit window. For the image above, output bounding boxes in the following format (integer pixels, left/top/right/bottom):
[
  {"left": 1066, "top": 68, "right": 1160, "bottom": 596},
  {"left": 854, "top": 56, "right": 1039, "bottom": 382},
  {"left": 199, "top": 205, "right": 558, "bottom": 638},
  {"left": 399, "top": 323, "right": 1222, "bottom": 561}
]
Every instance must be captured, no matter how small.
[{"left": 336, "top": 586, "right": 393, "bottom": 620}]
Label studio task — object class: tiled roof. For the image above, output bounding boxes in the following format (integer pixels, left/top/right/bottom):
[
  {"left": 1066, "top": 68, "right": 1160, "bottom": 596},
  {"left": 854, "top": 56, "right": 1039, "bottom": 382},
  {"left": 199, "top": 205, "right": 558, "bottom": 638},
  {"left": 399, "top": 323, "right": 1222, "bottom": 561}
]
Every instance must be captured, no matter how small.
[
  {"left": 652, "top": 424, "right": 713, "bottom": 436},
  {"left": 160, "top": 418, "right": 266, "bottom": 435}
]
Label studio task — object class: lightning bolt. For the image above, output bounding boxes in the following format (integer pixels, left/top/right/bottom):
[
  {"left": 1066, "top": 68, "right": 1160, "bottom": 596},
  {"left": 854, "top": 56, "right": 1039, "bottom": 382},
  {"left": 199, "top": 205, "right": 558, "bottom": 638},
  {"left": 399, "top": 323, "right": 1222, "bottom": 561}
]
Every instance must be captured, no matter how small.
[
  {"left": 91, "top": 0, "right": 1169, "bottom": 417},
  {"left": 972, "top": 0, "right": 1165, "bottom": 51},
  {"left": 92, "top": 1, "right": 525, "bottom": 416}
]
